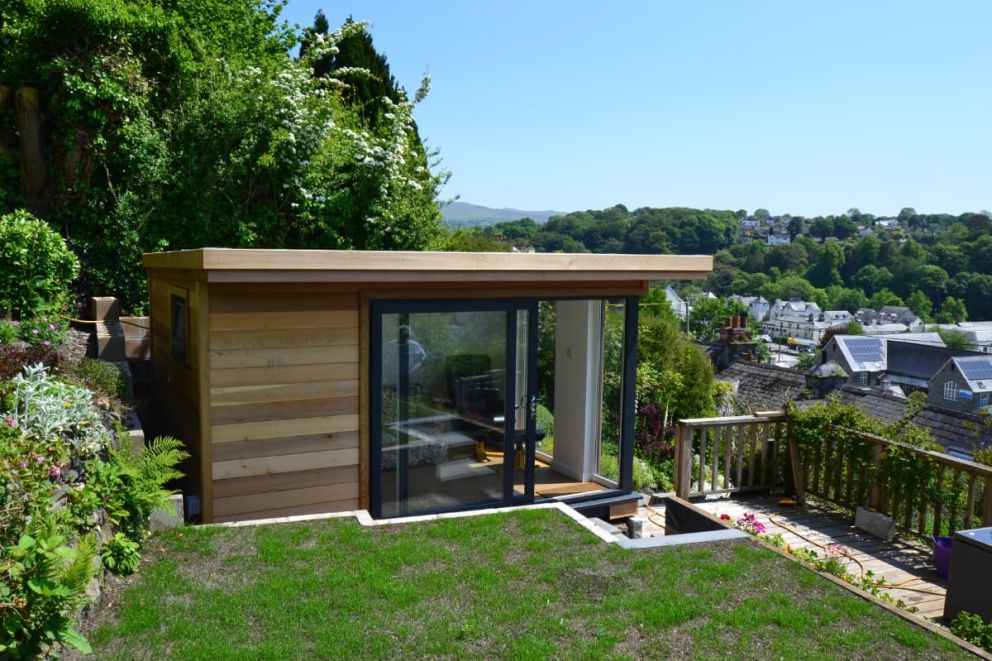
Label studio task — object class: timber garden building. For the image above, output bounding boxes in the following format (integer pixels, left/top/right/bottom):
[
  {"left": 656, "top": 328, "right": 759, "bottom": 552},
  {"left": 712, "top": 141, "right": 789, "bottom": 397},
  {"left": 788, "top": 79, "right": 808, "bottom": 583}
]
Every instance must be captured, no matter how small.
[{"left": 144, "top": 249, "right": 712, "bottom": 523}]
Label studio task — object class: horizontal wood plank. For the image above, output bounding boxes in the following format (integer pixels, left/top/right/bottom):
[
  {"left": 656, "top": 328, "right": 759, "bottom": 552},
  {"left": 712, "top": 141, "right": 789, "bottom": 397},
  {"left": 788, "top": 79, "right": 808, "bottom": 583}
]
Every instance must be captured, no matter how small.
[
  {"left": 211, "top": 431, "right": 359, "bottom": 463},
  {"left": 210, "top": 326, "right": 359, "bottom": 351},
  {"left": 213, "top": 446, "right": 359, "bottom": 480},
  {"left": 210, "top": 363, "right": 358, "bottom": 388},
  {"left": 212, "top": 414, "right": 360, "bottom": 444},
  {"left": 212, "top": 465, "right": 359, "bottom": 498},
  {"left": 209, "top": 344, "right": 359, "bottom": 370},
  {"left": 213, "top": 497, "right": 359, "bottom": 523},
  {"left": 210, "top": 292, "right": 359, "bottom": 314},
  {"left": 213, "top": 480, "right": 359, "bottom": 517},
  {"left": 211, "top": 396, "right": 359, "bottom": 426},
  {"left": 211, "top": 379, "right": 359, "bottom": 406},
  {"left": 209, "top": 310, "right": 358, "bottom": 332}
]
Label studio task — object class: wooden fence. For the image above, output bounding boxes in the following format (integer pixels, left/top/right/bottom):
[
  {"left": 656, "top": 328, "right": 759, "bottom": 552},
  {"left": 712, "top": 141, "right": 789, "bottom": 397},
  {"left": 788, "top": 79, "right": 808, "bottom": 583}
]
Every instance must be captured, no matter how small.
[{"left": 674, "top": 412, "right": 992, "bottom": 539}]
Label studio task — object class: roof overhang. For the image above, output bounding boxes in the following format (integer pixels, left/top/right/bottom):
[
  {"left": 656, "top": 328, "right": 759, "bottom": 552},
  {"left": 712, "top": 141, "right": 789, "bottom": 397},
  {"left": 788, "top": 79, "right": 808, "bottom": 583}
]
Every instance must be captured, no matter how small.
[{"left": 143, "top": 248, "right": 713, "bottom": 285}]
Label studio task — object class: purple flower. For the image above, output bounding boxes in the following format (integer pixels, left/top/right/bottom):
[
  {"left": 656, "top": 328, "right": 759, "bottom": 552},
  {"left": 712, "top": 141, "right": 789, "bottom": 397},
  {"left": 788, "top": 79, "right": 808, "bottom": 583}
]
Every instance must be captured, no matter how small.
[
  {"left": 43, "top": 340, "right": 51, "bottom": 347},
  {"left": 3, "top": 417, "right": 16, "bottom": 429},
  {"left": 48, "top": 323, "right": 56, "bottom": 331},
  {"left": 34, "top": 454, "right": 44, "bottom": 464},
  {"left": 17, "top": 460, "right": 28, "bottom": 469},
  {"left": 31, "top": 328, "right": 39, "bottom": 335},
  {"left": 49, "top": 465, "right": 61, "bottom": 479}
]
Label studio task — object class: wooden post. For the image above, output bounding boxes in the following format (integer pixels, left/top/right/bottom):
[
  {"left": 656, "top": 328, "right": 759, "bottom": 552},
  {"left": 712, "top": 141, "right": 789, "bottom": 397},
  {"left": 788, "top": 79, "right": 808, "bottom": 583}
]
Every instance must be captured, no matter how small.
[
  {"left": 675, "top": 424, "right": 689, "bottom": 499},
  {"left": 787, "top": 420, "right": 806, "bottom": 505},
  {"left": 984, "top": 476, "right": 992, "bottom": 527},
  {"left": 868, "top": 443, "right": 883, "bottom": 510}
]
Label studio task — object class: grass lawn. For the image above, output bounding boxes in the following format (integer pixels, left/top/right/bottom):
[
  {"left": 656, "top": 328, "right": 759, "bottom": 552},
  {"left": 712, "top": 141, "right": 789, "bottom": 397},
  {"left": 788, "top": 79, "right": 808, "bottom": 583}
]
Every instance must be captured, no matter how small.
[{"left": 85, "top": 509, "right": 967, "bottom": 660}]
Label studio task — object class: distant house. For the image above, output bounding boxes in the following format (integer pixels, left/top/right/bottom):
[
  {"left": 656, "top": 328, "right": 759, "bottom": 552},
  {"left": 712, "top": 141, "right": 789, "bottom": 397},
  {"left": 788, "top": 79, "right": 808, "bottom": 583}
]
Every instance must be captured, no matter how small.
[
  {"left": 928, "top": 355, "right": 992, "bottom": 415},
  {"left": 875, "top": 217, "right": 900, "bottom": 229},
  {"left": 766, "top": 233, "right": 791, "bottom": 246},
  {"left": 820, "top": 335, "right": 887, "bottom": 387},
  {"left": 822, "top": 310, "right": 853, "bottom": 326},
  {"left": 855, "top": 306, "right": 923, "bottom": 333},
  {"left": 935, "top": 322, "right": 992, "bottom": 354},
  {"left": 729, "top": 295, "right": 770, "bottom": 321}
]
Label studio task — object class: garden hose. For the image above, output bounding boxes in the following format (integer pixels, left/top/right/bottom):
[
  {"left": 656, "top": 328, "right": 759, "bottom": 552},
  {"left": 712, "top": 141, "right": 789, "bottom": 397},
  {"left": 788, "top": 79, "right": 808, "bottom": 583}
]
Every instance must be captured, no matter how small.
[
  {"left": 644, "top": 504, "right": 667, "bottom": 531},
  {"left": 59, "top": 314, "right": 147, "bottom": 329},
  {"left": 766, "top": 511, "right": 945, "bottom": 597}
]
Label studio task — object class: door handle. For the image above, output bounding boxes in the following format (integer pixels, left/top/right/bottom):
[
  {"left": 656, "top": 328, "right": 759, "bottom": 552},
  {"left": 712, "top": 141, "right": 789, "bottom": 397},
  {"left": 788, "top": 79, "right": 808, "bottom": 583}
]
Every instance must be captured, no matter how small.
[{"left": 529, "top": 395, "right": 537, "bottom": 416}]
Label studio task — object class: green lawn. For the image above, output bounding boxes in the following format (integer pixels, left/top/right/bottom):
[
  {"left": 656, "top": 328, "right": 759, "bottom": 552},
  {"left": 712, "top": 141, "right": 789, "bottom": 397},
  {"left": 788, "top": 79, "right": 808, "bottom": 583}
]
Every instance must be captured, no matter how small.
[{"left": 86, "top": 509, "right": 966, "bottom": 660}]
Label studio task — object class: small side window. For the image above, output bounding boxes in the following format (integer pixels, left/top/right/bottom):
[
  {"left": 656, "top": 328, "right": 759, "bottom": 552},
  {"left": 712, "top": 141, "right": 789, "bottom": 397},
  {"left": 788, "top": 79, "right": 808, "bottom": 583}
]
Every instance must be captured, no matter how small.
[
  {"left": 171, "top": 293, "right": 189, "bottom": 366},
  {"left": 943, "top": 381, "right": 957, "bottom": 401},
  {"left": 858, "top": 371, "right": 868, "bottom": 385}
]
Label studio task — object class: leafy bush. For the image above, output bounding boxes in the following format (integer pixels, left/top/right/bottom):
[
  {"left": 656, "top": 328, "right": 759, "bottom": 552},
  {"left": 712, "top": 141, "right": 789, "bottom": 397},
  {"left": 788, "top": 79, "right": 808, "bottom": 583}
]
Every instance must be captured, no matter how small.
[
  {"left": 599, "top": 454, "right": 656, "bottom": 492},
  {"left": 950, "top": 612, "right": 992, "bottom": 652},
  {"left": 101, "top": 532, "right": 141, "bottom": 576},
  {"left": 0, "top": 524, "right": 96, "bottom": 657},
  {"left": 8, "top": 363, "right": 112, "bottom": 459},
  {"left": 69, "top": 358, "right": 130, "bottom": 402},
  {"left": 0, "top": 321, "right": 16, "bottom": 344},
  {"left": 0, "top": 210, "right": 79, "bottom": 319},
  {"left": 105, "top": 435, "right": 188, "bottom": 542},
  {"left": 0, "top": 345, "right": 61, "bottom": 382},
  {"left": 16, "top": 316, "right": 67, "bottom": 349}
]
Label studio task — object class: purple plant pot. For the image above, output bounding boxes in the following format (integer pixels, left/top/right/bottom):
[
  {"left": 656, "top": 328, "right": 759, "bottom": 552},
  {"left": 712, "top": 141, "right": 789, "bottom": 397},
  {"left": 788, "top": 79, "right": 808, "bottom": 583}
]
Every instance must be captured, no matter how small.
[{"left": 933, "top": 535, "right": 952, "bottom": 579}]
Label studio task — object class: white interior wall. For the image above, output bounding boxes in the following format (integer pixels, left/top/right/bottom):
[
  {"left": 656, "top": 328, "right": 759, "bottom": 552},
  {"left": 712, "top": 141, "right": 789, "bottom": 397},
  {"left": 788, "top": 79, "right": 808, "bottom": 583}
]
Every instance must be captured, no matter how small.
[{"left": 551, "top": 300, "right": 603, "bottom": 481}]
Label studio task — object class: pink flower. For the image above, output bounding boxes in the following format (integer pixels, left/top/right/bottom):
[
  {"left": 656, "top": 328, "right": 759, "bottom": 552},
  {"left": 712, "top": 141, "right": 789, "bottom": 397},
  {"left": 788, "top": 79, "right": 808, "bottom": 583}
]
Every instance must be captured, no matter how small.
[
  {"left": 33, "top": 454, "right": 44, "bottom": 464},
  {"left": 43, "top": 340, "right": 51, "bottom": 347},
  {"left": 17, "top": 460, "right": 28, "bottom": 469},
  {"left": 3, "top": 417, "right": 16, "bottom": 429},
  {"left": 49, "top": 465, "right": 61, "bottom": 480},
  {"left": 736, "top": 512, "right": 767, "bottom": 535},
  {"left": 48, "top": 323, "right": 56, "bottom": 330},
  {"left": 31, "top": 328, "right": 39, "bottom": 335}
]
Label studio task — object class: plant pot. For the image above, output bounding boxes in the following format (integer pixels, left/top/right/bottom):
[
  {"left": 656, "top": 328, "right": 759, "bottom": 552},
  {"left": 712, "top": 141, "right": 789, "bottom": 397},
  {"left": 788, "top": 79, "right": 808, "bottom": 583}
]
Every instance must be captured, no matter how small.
[{"left": 933, "top": 535, "right": 952, "bottom": 579}]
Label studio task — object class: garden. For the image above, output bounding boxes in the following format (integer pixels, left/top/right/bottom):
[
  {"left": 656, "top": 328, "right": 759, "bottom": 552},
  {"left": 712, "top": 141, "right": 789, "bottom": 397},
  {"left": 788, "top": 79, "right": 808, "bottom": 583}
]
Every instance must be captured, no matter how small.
[
  {"left": 0, "top": 211, "right": 187, "bottom": 657},
  {"left": 81, "top": 509, "right": 968, "bottom": 660}
]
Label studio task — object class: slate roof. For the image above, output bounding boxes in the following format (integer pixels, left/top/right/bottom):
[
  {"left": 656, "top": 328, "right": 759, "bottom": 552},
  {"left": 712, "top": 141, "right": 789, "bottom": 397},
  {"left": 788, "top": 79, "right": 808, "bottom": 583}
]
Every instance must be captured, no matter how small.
[
  {"left": 948, "top": 356, "right": 992, "bottom": 393},
  {"left": 833, "top": 386, "right": 907, "bottom": 424},
  {"left": 886, "top": 341, "right": 980, "bottom": 382},
  {"left": 716, "top": 360, "right": 807, "bottom": 413},
  {"left": 912, "top": 407, "right": 992, "bottom": 459}
]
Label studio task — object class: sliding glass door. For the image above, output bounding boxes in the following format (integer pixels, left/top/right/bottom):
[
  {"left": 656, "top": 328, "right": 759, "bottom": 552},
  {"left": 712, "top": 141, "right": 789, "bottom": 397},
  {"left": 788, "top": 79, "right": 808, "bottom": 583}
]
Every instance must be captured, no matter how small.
[{"left": 370, "top": 300, "right": 537, "bottom": 518}]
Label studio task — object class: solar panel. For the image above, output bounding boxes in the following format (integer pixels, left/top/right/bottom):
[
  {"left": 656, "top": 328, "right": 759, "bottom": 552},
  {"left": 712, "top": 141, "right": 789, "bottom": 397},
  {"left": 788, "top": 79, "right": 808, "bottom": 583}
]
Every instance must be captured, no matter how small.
[
  {"left": 844, "top": 337, "right": 883, "bottom": 364},
  {"left": 959, "top": 359, "right": 992, "bottom": 382}
]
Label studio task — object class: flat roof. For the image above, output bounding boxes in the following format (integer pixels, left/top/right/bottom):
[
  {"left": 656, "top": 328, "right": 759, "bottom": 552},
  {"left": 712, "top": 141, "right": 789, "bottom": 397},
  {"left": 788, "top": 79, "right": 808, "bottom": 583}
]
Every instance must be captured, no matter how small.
[{"left": 143, "top": 248, "right": 713, "bottom": 284}]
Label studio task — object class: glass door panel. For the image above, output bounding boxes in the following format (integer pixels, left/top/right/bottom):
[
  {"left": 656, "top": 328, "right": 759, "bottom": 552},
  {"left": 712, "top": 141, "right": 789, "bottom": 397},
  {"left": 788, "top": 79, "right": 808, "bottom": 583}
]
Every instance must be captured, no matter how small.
[{"left": 376, "top": 306, "right": 520, "bottom": 518}]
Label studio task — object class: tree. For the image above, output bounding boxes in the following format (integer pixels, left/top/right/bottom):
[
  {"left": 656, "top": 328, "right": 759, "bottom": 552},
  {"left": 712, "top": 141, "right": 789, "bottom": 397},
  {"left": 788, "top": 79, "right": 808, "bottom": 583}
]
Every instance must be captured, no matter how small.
[
  {"left": 806, "top": 242, "right": 845, "bottom": 288},
  {"left": 869, "top": 289, "right": 904, "bottom": 309},
  {"left": 833, "top": 215, "right": 857, "bottom": 240},
  {"left": 906, "top": 290, "right": 933, "bottom": 322},
  {"left": 936, "top": 297, "right": 968, "bottom": 324},
  {"left": 688, "top": 297, "right": 748, "bottom": 343},
  {"left": 787, "top": 216, "right": 804, "bottom": 240},
  {"left": 827, "top": 287, "right": 868, "bottom": 313},
  {"left": 0, "top": 7, "right": 447, "bottom": 310},
  {"left": 853, "top": 265, "right": 892, "bottom": 297},
  {"left": 810, "top": 218, "right": 834, "bottom": 241},
  {"left": 898, "top": 207, "right": 917, "bottom": 224},
  {"left": 753, "top": 208, "right": 770, "bottom": 222}
]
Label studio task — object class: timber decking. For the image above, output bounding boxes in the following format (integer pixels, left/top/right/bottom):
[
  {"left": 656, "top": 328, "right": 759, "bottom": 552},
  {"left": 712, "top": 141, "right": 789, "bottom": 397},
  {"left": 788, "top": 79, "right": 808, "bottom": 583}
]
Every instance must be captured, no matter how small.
[{"left": 693, "top": 494, "right": 949, "bottom": 621}]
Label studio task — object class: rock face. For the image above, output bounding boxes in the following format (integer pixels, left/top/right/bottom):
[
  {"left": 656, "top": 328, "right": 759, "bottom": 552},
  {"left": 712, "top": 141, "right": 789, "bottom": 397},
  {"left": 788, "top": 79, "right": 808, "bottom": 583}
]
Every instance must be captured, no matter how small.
[{"left": 149, "top": 494, "right": 185, "bottom": 530}]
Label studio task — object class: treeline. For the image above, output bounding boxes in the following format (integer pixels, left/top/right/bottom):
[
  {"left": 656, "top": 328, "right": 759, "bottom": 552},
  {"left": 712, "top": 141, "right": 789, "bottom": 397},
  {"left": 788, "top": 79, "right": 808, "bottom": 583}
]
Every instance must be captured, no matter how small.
[
  {"left": 0, "top": 4, "right": 446, "bottom": 312},
  {"left": 470, "top": 206, "right": 992, "bottom": 321}
]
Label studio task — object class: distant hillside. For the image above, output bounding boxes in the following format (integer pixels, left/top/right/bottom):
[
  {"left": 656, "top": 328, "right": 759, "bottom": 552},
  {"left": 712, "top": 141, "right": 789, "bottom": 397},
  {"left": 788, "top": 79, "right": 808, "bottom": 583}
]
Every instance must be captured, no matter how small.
[{"left": 441, "top": 201, "right": 566, "bottom": 227}]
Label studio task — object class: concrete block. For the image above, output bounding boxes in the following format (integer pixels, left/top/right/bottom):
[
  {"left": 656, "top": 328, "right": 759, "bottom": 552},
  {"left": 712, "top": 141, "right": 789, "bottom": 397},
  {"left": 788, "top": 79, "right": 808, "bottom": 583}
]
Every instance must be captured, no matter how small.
[
  {"left": 91, "top": 297, "right": 120, "bottom": 321},
  {"left": 855, "top": 506, "right": 895, "bottom": 541},
  {"left": 626, "top": 516, "right": 645, "bottom": 539},
  {"left": 150, "top": 494, "right": 185, "bottom": 530}
]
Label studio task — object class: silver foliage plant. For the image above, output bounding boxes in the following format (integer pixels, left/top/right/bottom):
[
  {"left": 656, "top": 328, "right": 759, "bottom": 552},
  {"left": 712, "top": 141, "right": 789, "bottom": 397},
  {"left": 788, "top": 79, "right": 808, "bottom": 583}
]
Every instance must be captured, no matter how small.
[{"left": 9, "top": 363, "right": 111, "bottom": 458}]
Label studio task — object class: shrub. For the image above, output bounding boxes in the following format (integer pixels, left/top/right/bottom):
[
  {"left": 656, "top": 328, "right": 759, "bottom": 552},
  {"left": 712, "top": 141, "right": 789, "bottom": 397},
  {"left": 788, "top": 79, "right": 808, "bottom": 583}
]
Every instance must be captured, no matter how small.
[
  {"left": 0, "top": 345, "right": 61, "bottom": 382},
  {"left": 598, "top": 454, "right": 656, "bottom": 492},
  {"left": 0, "top": 210, "right": 80, "bottom": 319},
  {"left": 16, "top": 316, "right": 67, "bottom": 349},
  {"left": 69, "top": 358, "right": 131, "bottom": 402},
  {"left": 101, "top": 532, "right": 141, "bottom": 576},
  {"left": 0, "top": 321, "right": 16, "bottom": 344},
  {"left": 950, "top": 612, "right": 992, "bottom": 652}
]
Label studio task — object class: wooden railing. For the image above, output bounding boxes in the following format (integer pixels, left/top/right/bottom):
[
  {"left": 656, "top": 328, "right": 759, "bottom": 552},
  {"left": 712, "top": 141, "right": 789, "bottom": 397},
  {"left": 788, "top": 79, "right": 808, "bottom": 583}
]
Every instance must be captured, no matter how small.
[
  {"left": 799, "top": 426, "right": 992, "bottom": 538},
  {"left": 675, "top": 412, "right": 992, "bottom": 538},
  {"left": 674, "top": 412, "right": 788, "bottom": 499}
]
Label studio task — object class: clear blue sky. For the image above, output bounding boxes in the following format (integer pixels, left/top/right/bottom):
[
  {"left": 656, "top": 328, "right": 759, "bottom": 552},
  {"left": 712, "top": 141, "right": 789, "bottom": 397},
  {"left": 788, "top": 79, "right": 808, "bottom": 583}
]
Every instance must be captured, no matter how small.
[{"left": 282, "top": 1, "right": 991, "bottom": 217}]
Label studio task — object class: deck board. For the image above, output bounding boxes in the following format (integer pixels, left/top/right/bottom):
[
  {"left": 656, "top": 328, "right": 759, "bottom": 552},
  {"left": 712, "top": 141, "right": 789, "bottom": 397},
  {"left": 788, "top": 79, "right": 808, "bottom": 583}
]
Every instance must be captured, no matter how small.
[{"left": 693, "top": 494, "right": 949, "bottom": 624}]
